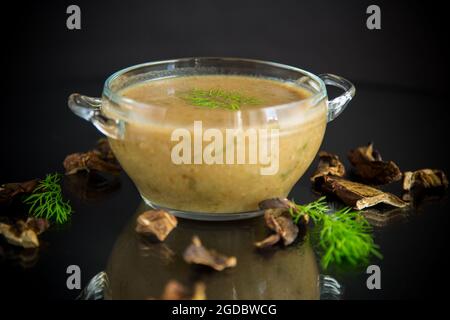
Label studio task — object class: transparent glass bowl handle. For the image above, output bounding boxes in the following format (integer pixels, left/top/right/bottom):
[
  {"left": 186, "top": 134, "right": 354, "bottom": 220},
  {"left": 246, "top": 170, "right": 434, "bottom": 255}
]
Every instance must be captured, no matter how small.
[
  {"left": 68, "top": 93, "right": 124, "bottom": 139},
  {"left": 319, "top": 73, "right": 356, "bottom": 122}
]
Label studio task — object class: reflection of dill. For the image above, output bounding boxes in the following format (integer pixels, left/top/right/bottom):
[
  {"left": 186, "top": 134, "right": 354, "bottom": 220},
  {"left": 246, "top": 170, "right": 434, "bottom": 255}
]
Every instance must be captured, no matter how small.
[{"left": 181, "top": 88, "right": 261, "bottom": 110}]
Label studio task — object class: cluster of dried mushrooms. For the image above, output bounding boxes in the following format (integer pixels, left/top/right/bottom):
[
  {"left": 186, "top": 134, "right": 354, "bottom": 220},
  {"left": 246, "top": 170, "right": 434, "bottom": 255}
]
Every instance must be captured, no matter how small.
[
  {"left": 312, "top": 142, "right": 447, "bottom": 210},
  {"left": 253, "top": 142, "right": 447, "bottom": 247},
  {"left": 135, "top": 209, "right": 237, "bottom": 273},
  {"left": 1, "top": 139, "right": 122, "bottom": 250},
  {"left": 1, "top": 178, "right": 50, "bottom": 250}
]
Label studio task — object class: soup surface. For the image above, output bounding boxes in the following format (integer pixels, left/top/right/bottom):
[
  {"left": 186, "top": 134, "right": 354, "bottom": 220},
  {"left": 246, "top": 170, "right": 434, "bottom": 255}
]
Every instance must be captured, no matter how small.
[
  {"left": 122, "top": 75, "right": 312, "bottom": 108},
  {"left": 107, "top": 75, "right": 327, "bottom": 214}
]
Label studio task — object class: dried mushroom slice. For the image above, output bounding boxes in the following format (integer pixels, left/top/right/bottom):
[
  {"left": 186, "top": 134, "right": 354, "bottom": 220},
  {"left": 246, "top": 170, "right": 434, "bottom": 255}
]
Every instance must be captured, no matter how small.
[
  {"left": 310, "top": 151, "right": 346, "bottom": 182},
  {"left": 403, "top": 169, "right": 448, "bottom": 192},
  {"left": 64, "top": 138, "right": 121, "bottom": 175},
  {"left": 0, "top": 179, "right": 39, "bottom": 204},
  {"left": 183, "top": 236, "right": 237, "bottom": 271},
  {"left": 64, "top": 151, "right": 121, "bottom": 175},
  {"left": 255, "top": 198, "right": 302, "bottom": 248},
  {"left": 135, "top": 210, "right": 178, "bottom": 241},
  {"left": 258, "top": 198, "right": 293, "bottom": 210},
  {"left": 318, "top": 176, "right": 407, "bottom": 210},
  {"left": 264, "top": 208, "right": 299, "bottom": 246},
  {"left": 348, "top": 143, "right": 402, "bottom": 185}
]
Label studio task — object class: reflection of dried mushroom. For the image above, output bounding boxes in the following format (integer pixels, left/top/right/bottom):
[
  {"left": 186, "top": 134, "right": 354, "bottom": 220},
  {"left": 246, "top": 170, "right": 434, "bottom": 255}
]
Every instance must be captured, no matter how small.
[
  {"left": 135, "top": 210, "right": 177, "bottom": 241},
  {"left": 317, "top": 176, "right": 407, "bottom": 210},
  {"left": 254, "top": 233, "right": 281, "bottom": 249},
  {"left": 348, "top": 143, "right": 402, "bottom": 185},
  {"left": 183, "top": 236, "right": 237, "bottom": 271},
  {"left": 95, "top": 138, "right": 116, "bottom": 162},
  {"left": 137, "top": 240, "right": 175, "bottom": 264},
  {"left": 0, "top": 218, "right": 49, "bottom": 248},
  {"left": 191, "top": 282, "right": 207, "bottom": 300},
  {"left": 160, "top": 280, "right": 189, "bottom": 300},
  {"left": 25, "top": 217, "right": 50, "bottom": 235},
  {"left": 403, "top": 169, "right": 448, "bottom": 192},
  {"left": 159, "top": 280, "right": 206, "bottom": 300},
  {"left": 310, "top": 151, "right": 345, "bottom": 182},
  {"left": 64, "top": 171, "right": 120, "bottom": 202},
  {"left": 0, "top": 244, "right": 41, "bottom": 268},
  {"left": 362, "top": 207, "right": 408, "bottom": 227},
  {"left": 0, "top": 179, "right": 39, "bottom": 204}
]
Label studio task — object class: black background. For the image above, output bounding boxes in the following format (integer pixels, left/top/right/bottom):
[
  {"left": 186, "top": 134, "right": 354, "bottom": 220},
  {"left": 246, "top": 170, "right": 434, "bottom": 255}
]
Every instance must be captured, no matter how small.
[{"left": 1, "top": 0, "right": 449, "bottom": 300}]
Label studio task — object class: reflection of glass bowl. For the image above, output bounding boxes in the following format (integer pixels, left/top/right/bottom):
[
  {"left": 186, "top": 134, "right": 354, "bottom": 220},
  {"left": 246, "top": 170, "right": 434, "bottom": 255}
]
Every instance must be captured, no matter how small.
[
  {"left": 105, "top": 202, "right": 320, "bottom": 299},
  {"left": 69, "top": 58, "right": 355, "bottom": 220}
]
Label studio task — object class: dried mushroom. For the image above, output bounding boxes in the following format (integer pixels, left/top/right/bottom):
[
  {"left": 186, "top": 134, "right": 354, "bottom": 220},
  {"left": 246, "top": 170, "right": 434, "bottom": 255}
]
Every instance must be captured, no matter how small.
[
  {"left": 310, "top": 151, "right": 346, "bottom": 182},
  {"left": 183, "top": 236, "right": 237, "bottom": 271},
  {"left": 64, "top": 151, "right": 121, "bottom": 175},
  {"left": 317, "top": 176, "right": 407, "bottom": 210},
  {"left": 0, "top": 179, "right": 39, "bottom": 204},
  {"left": 135, "top": 210, "right": 177, "bottom": 241},
  {"left": 256, "top": 198, "right": 303, "bottom": 248},
  {"left": 348, "top": 143, "right": 402, "bottom": 185},
  {"left": 258, "top": 198, "right": 294, "bottom": 210},
  {"left": 264, "top": 208, "right": 299, "bottom": 246},
  {"left": 0, "top": 218, "right": 49, "bottom": 249},
  {"left": 64, "top": 138, "right": 121, "bottom": 175},
  {"left": 403, "top": 169, "right": 448, "bottom": 192}
]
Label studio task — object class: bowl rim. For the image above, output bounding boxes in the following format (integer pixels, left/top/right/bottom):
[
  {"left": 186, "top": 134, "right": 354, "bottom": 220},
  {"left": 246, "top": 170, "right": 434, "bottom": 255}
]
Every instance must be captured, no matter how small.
[{"left": 102, "top": 57, "right": 327, "bottom": 114}]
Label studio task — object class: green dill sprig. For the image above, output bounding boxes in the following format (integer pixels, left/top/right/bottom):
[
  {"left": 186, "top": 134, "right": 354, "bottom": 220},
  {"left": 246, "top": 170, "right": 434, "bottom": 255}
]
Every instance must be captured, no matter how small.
[
  {"left": 180, "top": 88, "right": 261, "bottom": 110},
  {"left": 290, "top": 197, "right": 382, "bottom": 269},
  {"left": 24, "top": 173, "right": 72, "bottom": 224}
]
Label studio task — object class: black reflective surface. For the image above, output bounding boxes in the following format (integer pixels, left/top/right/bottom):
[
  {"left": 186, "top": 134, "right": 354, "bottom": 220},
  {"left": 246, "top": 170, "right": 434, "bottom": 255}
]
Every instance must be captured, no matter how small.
[
  {"left": 106, "top": 202, "right": 320, "bottom": 300},
  {"left": 1, "top": 0, "right": 449, "bottom": 300}
]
